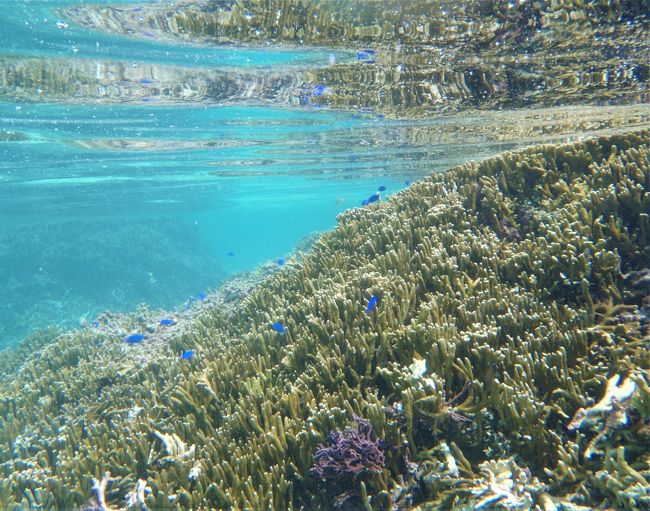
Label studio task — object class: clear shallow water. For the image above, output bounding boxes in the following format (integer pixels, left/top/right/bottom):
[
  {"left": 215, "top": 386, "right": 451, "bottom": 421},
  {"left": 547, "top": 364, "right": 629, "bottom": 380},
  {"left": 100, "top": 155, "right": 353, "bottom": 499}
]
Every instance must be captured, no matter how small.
[
  {"left": 0, "top": 98, "right": 506, "bottom": 344},
  {"left": 1, "top": 1, "right": 647, "bottom": 346}
]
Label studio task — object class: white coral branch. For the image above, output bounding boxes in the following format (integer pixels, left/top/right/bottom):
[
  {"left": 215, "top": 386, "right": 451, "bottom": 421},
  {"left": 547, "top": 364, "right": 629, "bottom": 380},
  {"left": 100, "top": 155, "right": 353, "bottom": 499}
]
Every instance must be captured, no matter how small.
[{"left": 154, "top": 430, "right": 195, "bottom": 463}]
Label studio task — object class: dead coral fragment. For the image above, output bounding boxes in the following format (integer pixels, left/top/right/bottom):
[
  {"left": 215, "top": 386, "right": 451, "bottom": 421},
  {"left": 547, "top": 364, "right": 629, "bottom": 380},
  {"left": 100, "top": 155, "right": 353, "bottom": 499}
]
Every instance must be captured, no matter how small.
[
  {"left": 188, "top": 460, "right": 202, "bottom": 481},
  {"left": 469, "top": 458, "right": 538, "bottom": 510},
  {"left": 153, "top": 430, "right": 196, "bottom": 463},
  {"left": 80, "top": 472, "right": 115, "bottom": 511},
  {"left": 125, "top": 479, "right": 151, "bottom": 511},
  {"left": 568, "top": 374, "right": 638, "bottom": 458}
]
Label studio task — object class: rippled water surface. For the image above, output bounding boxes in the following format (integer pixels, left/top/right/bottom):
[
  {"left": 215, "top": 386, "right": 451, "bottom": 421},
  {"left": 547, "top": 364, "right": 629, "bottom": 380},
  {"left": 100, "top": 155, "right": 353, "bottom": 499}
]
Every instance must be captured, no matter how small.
[{"left": 1, "top": 0, "right": 647, "bottom": 345}]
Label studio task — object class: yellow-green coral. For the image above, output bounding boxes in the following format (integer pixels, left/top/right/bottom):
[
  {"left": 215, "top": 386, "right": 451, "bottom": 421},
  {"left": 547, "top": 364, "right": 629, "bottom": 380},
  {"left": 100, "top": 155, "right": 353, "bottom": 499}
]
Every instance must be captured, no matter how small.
[{"left": 0, "top": 130, "right": 649, "bottom": 510}]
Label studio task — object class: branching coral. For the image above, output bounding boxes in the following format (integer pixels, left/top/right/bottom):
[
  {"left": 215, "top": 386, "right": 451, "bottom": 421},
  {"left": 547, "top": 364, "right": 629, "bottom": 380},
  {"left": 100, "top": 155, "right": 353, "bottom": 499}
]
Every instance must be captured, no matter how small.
[
  {"left": 125, "top": 479, "right": 151, "bottom": 511},
  {"left": 80, "top": 472, "right": 115, "bottom": 511},
  {"left": 152, "top": 430, "right": 195, "bottom": 464},
  {"left": 568, "top": 374, "right": 638, "bottom": 458},
  {"left": 0, "top": 131, "right": 648, "bottom": 510},
  {"left": 468, "top": 458, "right": 539, "bottom": 510}
]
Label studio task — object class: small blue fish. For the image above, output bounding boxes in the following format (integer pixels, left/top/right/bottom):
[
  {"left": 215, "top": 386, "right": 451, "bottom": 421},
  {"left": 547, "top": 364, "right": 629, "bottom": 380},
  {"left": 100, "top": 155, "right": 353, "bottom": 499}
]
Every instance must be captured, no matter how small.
[
  {"left": 160, "top": 318, "right": 175, "bottom": 326},
  {"left": 271, "top": 322, "right": 286, "bottom": 334},
  {"left": 227, "top": 251, "right": 235, "bottom": 257},
  {"left": 139, "top": 79, "right": 153, "bottom": 85},
  {"left": 313, "top": 84, "right": 327, "bottom": 96},
  {"left": 276, "top": 259, "right": 285, "bottom": 265},
  {"left": 198, "top": 293, "right": 206, "bottom": 300},
  {"left": 124, "top": 333, "right": 145, "bottom": 344},
  {"left": 378, "top": 185, "right": 386, "bottom": 192},
  {"left": 364, "top": 60, "right": 376, "bottom": 65},
  {"left": 361, "top": 199, "right": 368, "bottom": 206},
  {"left": 181, "top": 350, "right": 194, "bottom": 359},
  {"left": 365, "top": 295, "right": 378, "bottom": 313},
  {"left": 404, "top": 180, "right": 411, "bottom": 186},
  {"left": 92, "top": 321, "right": 100, "bottom": 328},
  {"left": 367, "top": 194, "right": 380, "bottom": 203}
]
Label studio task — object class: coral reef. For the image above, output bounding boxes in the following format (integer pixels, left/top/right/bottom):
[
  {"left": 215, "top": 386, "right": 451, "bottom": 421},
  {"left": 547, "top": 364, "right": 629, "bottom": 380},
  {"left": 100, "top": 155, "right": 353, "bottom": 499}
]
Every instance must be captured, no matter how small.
[{"left": 0, "top": 129, "right": 649, "bottom": 510}]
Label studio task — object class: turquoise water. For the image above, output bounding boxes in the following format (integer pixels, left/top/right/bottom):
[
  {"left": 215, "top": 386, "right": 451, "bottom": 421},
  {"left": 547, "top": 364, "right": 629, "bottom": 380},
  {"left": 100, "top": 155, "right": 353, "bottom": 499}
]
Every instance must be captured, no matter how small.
[
  {"left": 0, "top": 0, "right": 347, "bottom": 67},
  {"left": 1, "top": 0, "right": 635, "bottom": 346}
]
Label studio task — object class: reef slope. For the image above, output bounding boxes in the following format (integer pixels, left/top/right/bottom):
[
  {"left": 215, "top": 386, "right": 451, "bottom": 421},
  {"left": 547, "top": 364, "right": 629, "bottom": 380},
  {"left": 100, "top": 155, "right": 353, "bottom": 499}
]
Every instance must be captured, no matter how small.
[{"left": 1, "top": 130, "right": 649, "bottom": 510}]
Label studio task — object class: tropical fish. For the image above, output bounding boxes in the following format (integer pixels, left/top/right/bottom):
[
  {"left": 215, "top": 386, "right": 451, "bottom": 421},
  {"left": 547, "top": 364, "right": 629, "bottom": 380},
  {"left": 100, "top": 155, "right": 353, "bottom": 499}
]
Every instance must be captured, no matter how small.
[
  {"left": 276, "top": 259, "right": 285, "bottom": 265},
  {"left": 160, "top": 318, "right": 175, "bottom": 326},
  {"left": 378, "top": 186, "right": 386, "bottom": 192},
  {"left": 124, "top": 333, "right": 145, "bottom": 344},
  {"left": 139, "top": 79, "right": 153, "bottom": 85},
  {"left": 198, "top": 293, "right": 206, "bottom": 300},
  {"left": 356, "top": 49, "right": 375, "bottom": 60},
  {"left": 361, "top": 199, "right": 368, "bottom": 206},
  {"left": 313, "top": 84, "right": 327, "bottom": 96},
  {"left": 367, "top": 193, "right": 380, "bottom": 203},
  {"left": 227, "top": 251, "right": 235, "bottom": 256},
  {"left": 271, "top": 322, "right": 286, "bottom": 334},
  {"left": 181, "top": 350, "right": 195, "bottom": 359},
  {"left": 366, "top": 295, "right": 378, "bottom": 313}
]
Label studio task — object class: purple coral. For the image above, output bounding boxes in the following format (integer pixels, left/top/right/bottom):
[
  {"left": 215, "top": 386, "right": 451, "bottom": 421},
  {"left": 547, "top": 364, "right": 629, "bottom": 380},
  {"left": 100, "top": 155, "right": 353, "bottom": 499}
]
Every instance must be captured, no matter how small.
[{"left": 310, "top": 415, "right": 386, "bottom": 480}]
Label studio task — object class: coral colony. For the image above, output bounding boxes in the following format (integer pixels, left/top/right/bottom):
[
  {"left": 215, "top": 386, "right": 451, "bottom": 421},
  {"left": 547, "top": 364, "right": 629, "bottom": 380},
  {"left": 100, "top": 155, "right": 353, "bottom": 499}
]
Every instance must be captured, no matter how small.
[
  {"left": 2, "top": 130, "right": 648, "bottom": 510},
  {"left": 310, "top": 415, "right": 386, "bottom": 481}
]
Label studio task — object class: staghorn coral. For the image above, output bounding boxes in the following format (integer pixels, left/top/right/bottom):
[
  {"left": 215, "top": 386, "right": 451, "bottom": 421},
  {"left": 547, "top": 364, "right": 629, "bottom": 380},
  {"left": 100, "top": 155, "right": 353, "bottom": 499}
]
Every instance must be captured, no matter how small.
[
  {"left": 152, "top": 430, "right": 196, "bottom": 465},
  {"left": 567, "top": 373, "right": 638, "bottom": 458},
  {"left": 0, "top": 130, "right": 648, "bottom": 510},
  {"left": 467, "top": 457, "right": 538, "bottom": 510}
]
